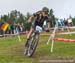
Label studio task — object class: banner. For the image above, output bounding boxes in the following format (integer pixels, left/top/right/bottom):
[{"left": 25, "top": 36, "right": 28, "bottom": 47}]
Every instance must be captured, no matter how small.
[{"left": 1, "top": 23, "right": 9, "bottom": 32}]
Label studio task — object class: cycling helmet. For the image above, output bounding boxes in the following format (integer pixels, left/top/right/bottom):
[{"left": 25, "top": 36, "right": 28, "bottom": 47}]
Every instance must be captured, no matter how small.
[{"left": 42, "top": 7, "right": 49, "bottom": 13}]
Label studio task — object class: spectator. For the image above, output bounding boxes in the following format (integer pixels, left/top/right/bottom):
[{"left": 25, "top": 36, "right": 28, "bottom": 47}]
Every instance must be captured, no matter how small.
[{"left": 68, "top": 18, "right": 73, "bottom": 26}]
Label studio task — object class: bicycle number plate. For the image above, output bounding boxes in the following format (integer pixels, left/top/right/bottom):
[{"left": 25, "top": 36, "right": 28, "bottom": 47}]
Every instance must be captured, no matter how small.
[{"left": 36, "top": 26, "right": 42, "bottom": 32}]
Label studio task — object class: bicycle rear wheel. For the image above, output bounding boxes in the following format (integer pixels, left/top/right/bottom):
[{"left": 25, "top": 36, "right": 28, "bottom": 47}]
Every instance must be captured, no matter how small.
[{"left": 24, "top": 33, "right": 39, "bottom": 57}]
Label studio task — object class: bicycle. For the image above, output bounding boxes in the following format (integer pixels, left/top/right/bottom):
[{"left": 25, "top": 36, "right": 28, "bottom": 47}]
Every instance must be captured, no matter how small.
[{"left": 24, "top": 26, "right": 42, "bottom": 57}]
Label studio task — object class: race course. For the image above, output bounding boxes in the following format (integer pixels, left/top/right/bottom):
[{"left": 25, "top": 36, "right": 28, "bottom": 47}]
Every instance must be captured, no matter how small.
[{"left": 0, "top": 31, "right": 75, "bottom": 63}]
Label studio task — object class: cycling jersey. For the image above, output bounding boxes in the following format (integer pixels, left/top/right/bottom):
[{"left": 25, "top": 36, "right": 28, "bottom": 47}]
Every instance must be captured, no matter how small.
[{"left": 30, "top": 11, "right": 50, "bottom": 28}]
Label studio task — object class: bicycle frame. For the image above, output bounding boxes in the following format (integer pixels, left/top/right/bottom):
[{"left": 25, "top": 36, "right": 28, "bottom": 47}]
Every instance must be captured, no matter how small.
[{"left": 24, "top": 26, "right": 42, "bottom": 57}]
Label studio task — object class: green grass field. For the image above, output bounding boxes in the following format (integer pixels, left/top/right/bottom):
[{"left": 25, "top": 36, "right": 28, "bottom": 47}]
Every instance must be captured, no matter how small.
[{"left": 0, "top": 33, "right": 75, "bottom": 63}]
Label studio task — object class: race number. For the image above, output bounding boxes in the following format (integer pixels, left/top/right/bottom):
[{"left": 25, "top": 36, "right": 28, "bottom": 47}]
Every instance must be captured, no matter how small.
[{"left": 36, "top": 26, "right": 42, "bottom": 32}]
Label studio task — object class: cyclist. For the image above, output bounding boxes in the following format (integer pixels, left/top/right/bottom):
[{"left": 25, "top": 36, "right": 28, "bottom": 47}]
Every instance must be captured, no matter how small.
[{"left": 26, "top": 7, "right": 50, "bottom": 45}]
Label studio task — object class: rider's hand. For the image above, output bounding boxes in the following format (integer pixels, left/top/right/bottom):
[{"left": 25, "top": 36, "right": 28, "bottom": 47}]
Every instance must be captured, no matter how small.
[
  {"left": 27, "top": 19, "right": 32, "bottom": 25},
  {"left": 28, "top": 19, "right": 31, "bottom": 22},
  {"left": 45, "top": 28, "right": 50, "bottom": 32}
]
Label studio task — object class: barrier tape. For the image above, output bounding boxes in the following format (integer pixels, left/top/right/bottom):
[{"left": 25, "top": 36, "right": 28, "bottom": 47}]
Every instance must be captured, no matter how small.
[
  {"left": 0, "top": 34, "right": 18, "bottom": 37},
  {"left": 54, "top": 38, "right": 75, "bottom": 42},
  {"left": 50, "top": 26, "right": 75, "bottom": 30},
  {"left": 1, "top": 31, "right": 74, "bottom": 37},
  {"left": 40, "top": 32, "right": 75, "bottom": 36},
  {"left": 0, "top": 34, "right": 75, "bottom": 42},
  {"left": 0, "top": 32, "right": 26, "bottom": 37},
  {"left": 0, "top": 30, "right": 75, "bottom": 42}
]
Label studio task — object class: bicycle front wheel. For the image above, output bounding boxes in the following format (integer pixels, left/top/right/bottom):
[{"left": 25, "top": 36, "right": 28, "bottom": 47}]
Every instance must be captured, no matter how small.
[{"left": 24, "top": 33, "right": 39, "bottom": 57}]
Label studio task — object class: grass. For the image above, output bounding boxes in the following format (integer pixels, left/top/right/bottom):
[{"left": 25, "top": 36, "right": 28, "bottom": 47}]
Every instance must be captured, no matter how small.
[{"left": 0, "top": 33, "right": 75, "bottom": 63}]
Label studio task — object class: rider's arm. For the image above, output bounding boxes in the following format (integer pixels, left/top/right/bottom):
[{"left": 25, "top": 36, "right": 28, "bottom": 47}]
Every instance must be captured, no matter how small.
[{"left": 28, "top": 16, "right": 34, "bottom": 23}]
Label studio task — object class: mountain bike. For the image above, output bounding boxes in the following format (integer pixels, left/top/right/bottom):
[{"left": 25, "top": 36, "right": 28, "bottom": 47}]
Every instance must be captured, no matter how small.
[{"left": 24, "top": 26, "right": 42, "bottom": 57}]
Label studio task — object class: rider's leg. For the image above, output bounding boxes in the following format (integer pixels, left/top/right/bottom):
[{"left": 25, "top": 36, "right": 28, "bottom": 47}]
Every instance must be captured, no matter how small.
[
  {"left": 27, "top": 20, "right": 36, "bottom": 39},
  {"left": 27, "top": 27, "right": 34, "bottom": 39},
  {"left": 25, "top": 26, "right": 35, "bottom": 46}
]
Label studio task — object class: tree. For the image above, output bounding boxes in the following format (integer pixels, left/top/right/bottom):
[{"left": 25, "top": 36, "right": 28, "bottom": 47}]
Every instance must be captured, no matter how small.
[
  {"left": 2, "top": 15, "right": 9, "bottom": 22},
  {"left": 23, "top": 12, "right": 32, "bottom": 30},
  {"left": 26, "top": 12, "right": 31, "bottom": 20}
]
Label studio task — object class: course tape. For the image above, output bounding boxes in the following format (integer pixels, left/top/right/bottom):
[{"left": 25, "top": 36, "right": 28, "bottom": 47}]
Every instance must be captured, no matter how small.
[
  {"left": 54, "top": 38, "right": 75, "bottom": 42},
  {"left": 0, "top": 31, "right": 75, "bottom": 42}
]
